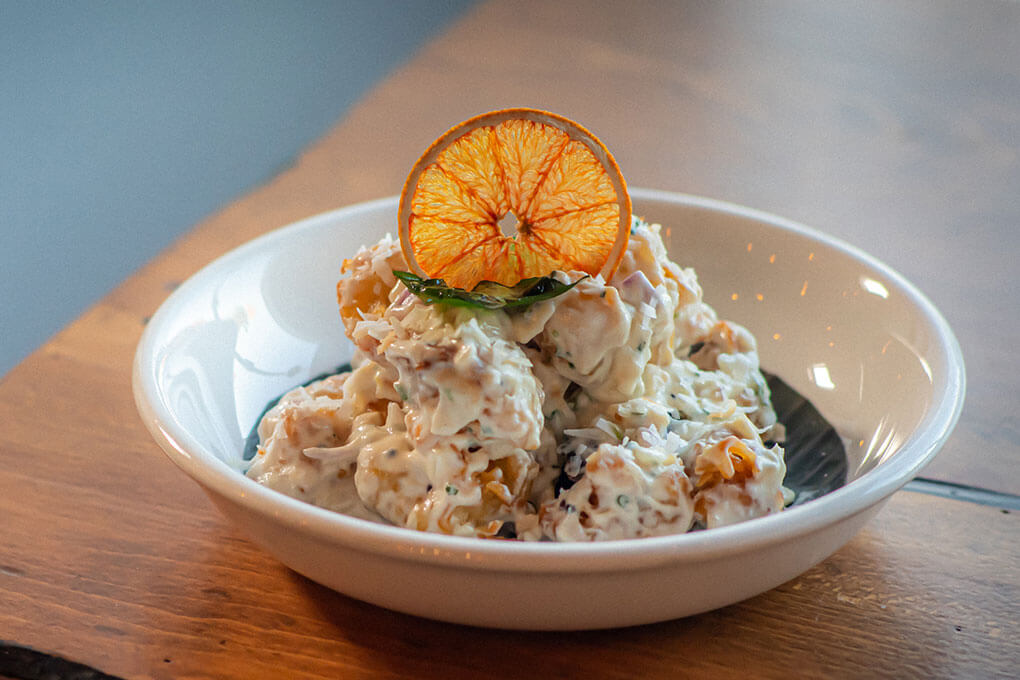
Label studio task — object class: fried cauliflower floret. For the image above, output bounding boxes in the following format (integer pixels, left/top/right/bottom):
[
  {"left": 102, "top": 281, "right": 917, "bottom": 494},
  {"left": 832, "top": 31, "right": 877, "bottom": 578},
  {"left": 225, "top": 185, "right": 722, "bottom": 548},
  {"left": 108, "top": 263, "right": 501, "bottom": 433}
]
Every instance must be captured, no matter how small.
[
  {"left": 345, "top": 279, "right": 544, "bottom": 536},
  {"left": 688, "top": 414, "right": 786, "bottom": 529},
  {"left": 246, "top": 365, "right": 401, "bottom": 518},
  {"left": 337, "top": 234, "right": 407, "bottom": 337},
  {"left": 353, "top": 292, "right": 545, "bottom": 447},
  {"left": 405, "top": 441, "right": 536, "bottom": 537},
  {"left": 689, "top": 320, "right": 783, "bottom": 440},
  {"left": 533, "top": 270, "right": 670, "bottom": 404},
  {"left": 540, "top": 441, "right": 694, "bottom": 541}
]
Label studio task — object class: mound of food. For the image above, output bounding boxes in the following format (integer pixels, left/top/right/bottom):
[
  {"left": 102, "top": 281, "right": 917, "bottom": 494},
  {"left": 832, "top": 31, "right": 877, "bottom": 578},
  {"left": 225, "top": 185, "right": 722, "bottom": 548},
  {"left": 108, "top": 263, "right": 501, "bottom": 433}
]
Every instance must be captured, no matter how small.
[{"left": 247, "top": 216, "right": 787, "bottom": 540}]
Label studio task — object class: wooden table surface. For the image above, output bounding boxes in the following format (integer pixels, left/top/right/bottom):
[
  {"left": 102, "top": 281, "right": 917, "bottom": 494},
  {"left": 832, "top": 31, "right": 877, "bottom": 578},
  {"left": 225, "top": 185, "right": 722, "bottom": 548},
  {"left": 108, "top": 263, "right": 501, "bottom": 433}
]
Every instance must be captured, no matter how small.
[{"left": 2, "top": 1, "right": 1017, "bottom": 677}]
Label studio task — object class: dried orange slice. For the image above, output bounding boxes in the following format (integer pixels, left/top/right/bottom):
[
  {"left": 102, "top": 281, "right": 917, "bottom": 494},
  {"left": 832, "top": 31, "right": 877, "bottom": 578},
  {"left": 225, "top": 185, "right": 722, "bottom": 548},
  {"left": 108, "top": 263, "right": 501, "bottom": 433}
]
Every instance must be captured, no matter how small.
[{"left": 398, "top": 108, "right": 631, "bottom": 289}]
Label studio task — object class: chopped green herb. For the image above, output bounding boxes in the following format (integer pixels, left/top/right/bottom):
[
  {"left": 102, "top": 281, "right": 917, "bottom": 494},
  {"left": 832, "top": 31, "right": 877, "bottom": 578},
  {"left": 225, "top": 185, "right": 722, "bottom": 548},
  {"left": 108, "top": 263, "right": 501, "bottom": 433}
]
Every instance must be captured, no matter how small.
[
  {"left": 753, "top": 372, "right": 769, "bottom": 403},
  {"left": 395, "top": 383, "right": 409, "bottom": 401},
  {"left": 616, "top": 494, "right": 630, "bottom": 508},
  {"left": 445, "top": 484, "right": 459, "bottom": 495},
  {"left": 392, "top": 270, "right": 585, "bottom": 311}
]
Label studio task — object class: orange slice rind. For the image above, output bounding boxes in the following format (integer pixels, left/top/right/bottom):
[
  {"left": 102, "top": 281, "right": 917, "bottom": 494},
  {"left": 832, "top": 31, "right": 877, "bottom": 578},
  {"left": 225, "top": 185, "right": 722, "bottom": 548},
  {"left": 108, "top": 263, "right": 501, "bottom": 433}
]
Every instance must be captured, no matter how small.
[{"left": 398, "top": 108, "right": 631, "bottom": 290}]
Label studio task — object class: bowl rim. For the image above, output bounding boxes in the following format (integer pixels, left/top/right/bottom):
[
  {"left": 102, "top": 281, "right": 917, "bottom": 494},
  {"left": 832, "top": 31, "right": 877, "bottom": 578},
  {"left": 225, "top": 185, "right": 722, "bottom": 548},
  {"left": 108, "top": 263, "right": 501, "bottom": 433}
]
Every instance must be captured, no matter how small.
[{"left": 133, "top": 189, "right": 966, "bottom": 573}]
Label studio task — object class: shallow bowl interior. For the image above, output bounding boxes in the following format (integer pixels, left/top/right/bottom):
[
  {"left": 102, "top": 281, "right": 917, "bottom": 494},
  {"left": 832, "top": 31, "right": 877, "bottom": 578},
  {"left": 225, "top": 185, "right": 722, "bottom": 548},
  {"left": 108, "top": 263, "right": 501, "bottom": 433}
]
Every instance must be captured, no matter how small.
[{"left": 133, "top": 190, "right": 964, "bottom": 629}]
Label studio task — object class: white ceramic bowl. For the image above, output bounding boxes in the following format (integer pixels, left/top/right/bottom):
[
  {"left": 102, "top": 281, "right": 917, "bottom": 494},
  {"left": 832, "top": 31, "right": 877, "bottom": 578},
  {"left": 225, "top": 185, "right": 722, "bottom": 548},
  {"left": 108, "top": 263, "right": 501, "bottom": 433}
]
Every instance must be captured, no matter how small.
[{"left": 133, "top": 190, "right": 964, "bottom": 630}]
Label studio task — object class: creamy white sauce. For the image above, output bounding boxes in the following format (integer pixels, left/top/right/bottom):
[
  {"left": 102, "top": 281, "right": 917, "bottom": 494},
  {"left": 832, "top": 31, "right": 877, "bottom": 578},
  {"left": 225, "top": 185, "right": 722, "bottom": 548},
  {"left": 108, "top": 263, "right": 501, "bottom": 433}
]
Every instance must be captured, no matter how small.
[{"left": 246, "top": 218, "right": 788, "bottom": 540}]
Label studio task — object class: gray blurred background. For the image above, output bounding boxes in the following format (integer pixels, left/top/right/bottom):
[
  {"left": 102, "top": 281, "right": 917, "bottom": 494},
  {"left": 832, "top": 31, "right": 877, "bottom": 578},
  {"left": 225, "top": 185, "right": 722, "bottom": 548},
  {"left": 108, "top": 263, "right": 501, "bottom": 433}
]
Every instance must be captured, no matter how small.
[{"left": 1, "top": 0, "right": 476, "bottom": 377}]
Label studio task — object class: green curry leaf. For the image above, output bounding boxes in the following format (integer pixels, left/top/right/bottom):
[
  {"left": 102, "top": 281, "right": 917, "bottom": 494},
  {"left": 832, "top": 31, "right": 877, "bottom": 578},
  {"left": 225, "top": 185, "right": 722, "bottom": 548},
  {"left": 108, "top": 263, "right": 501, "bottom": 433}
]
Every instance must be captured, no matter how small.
[{"left": 392, "top": 271, "right": 585, "bottom": 311}]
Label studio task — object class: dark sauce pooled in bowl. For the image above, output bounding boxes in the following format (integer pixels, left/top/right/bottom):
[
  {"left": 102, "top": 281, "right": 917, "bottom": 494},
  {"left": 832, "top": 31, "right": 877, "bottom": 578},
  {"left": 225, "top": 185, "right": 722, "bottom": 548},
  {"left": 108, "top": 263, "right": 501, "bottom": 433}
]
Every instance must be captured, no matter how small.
[
  {"left": 762, "top": 371, "right": 847, "bottom": 506},
  {"left": 244, "top": 368, "right": 847, "bottom": 510}
]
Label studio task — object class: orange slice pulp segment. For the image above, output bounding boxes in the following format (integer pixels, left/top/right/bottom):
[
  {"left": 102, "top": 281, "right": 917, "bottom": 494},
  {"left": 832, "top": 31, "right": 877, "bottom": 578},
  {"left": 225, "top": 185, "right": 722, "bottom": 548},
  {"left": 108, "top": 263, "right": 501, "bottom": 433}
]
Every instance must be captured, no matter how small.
[{"left": 398, "top": 108, "right": 631, "bottom": 290}]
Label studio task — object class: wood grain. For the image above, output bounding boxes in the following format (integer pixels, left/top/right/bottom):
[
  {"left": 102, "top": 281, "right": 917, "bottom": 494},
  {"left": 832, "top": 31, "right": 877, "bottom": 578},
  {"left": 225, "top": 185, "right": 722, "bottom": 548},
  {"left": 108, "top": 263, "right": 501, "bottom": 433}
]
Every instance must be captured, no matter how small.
[{"left": 2, "top": 0, "right": 1019, "bottom": 678}]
